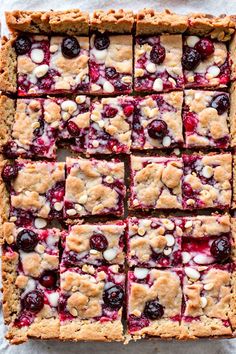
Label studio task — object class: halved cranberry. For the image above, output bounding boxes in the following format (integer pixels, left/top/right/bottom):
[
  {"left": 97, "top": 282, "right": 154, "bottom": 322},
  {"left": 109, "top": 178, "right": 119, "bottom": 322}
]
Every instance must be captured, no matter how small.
[
  {"left": 94, "top": 33, "right": 110, "bottom": 50},
  {"left": 17, "top": 229, "right": 38, "bottom": 252},
  {"left": 15, "top": 36, "right": 31, "bottom": 55},
  {"left": 211, "top": 94, "right": 229, "bottom": 115},
  {"left": 195, "top": 38, "right": 214, "bottom": 59},
  {"left": 2, "top": 164, "right": 18, "bottom": 182},
  {"left": 89, "top": 233, "right": 108, "bottom": 251},
  {"left": 103, "top": 285, "right": 124, "bottom": 309},
  {"left": 183, "top": 183, "right": 193, "bottom": 197},
  {"left": 67, "top": 121, "right": 81, "bottom": 136},
  {"left": 39, "top": 271, "right": 57, "bottom": 289},
  {"left": 210, "top": 237, "right": 231, "bottom": 262},
  {"left": 144, "top": 299, "right": 164, "bottom": 320},
  {"left": 105, "top": 67, "right": 118, "bottom": 79},
  {"left": 123, "top": 105, "right": 134, "bottom": 117},
  {"left": 184, "top": 113, "right": 198, "bottom": 132},
  {"left": 62, "top": 36, "right": 80, "bottom": 58},
  {"left": 90, "top": 63, "right": 100, "bottom": 82},
  {"left": 182, "top": 47, "right": 201, "bottom": 70},
  {"left": 104, "top": 106, "right": 118, "bottom": 118},
  {"left": 147, "top": 119, "right": 168, "bottom": 139},
  {"left": 22, "top": 290, "right": 44, "bottom": 313},
  {"left": 150, "top": 44, "right": 166, "bottom": 64}
]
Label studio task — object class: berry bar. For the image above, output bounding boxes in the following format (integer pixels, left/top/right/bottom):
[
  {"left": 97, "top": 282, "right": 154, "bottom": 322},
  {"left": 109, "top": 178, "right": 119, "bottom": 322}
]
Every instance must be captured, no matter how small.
[
  {"left": 182, "top": 153, "right": 232, "bottom": 210},
  {"left": 87, "top": 96, "right": 134, "bottom": 154},
  {"left": 127, "top": 217, "right": 182, "bottom": 268},
  {"left": 61, "top": 221, "right": 126, "bottom": 267},
  {"left": 2, "top": 223, "right": 60, "bottom": 344},
  {"left": 132, "top": 92, "right": 183, "bottom": 150},
  {"left": 59, "top": 264, "right": 125, "bottom": 341},
  {"left": 64, "top": 157, "right": 125, "bottom": 218},
  {"left": 127, "top": 268, "right": 182, "bottom": 339},
  {"left": 183, "top": 90, "right": 230, "bottom": 148},
  {"left": 129, "top": 155, "right": 183, "bottom": 210}
]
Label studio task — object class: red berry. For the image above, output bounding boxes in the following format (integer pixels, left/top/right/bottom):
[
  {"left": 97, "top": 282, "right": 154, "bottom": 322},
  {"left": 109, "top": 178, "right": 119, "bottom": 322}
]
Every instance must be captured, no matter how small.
[
  {"left": 147, "top": 119, "right": 168, "bottom": 139},
  {"left": 17, "top": 229, "right": 38, "bottom": 252},
  {"left": 210, "top": 237, "right": 231, "bottom": 262},
  {"left": 2, "top": 164, "right": 18, "bottom": 182},
  {"left": 22, "top": 290, "right": 44, "bottom": 313},
  {"left": 150, "top": 44, "right": 166, "bottom": 64},
  {"left": 104, "top": 107, "right": 118, "bottom": 118},
  {"left": 39, "top": 271, "right": 57, "bottom": 289},
  {"left": 67, "top": 121, "right": 81, "bottom": 136},
  {"left": 184, "top": 113, "right": 198, "bottom": 133},
  {"left": 89, "top": 234, "right": 108, "bottom": 251},
  {"left": 195, "top": 38, "right": 214, "bottom": 59},
  {"left": 123, "top": 105, "right": 134, "bottom": 117}
]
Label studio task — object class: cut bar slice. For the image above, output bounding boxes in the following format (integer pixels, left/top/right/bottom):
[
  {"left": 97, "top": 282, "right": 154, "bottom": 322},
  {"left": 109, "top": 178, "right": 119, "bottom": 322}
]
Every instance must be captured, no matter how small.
[{"left": 59, "top": 264, "right": 125, "bottom": 341}]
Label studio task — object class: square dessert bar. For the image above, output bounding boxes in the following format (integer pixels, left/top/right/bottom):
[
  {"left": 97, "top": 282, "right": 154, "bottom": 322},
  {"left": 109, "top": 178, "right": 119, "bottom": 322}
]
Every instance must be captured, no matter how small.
[
  {"left": 2, "top": 223, "right": 60, "bottom": 344},
  {"left": 182, "top": 153, "right": 232, "bottom": 210},
  {"left": 64, "top": 157, "right": 125, "bottom": 218},
  {"left": 127, "top": 217, "right": 182, "bottom": 268},
  {"left": 59, "top": 264, "right": 125, "bottom": 341},
  {"left": 127, "top": 268, "right": 182, "bottom": 339},
  {"left": 182, "top": 214, "right": 232, "bottom": 266},
  {"left": 61, "top": 221, "right": 126, "bottom": 267},
  {"left": 129, "top": 155, "right": 183, "bottom": 210},
  {"left": 181, "top": 264, "right": 232, "bottom": 338},
  {"left": 87, "top": 96, "right": 134, "bottom": 154},
  {"left": 182, "top": 36, "right": 230, "bottom": 89},
  {"left": 132, "top": 92, "right": 183, "bottom": 150},
  {"left": 183, "top": 90, "right": 230, "bottom": 148},
  {"left": 3, "top": 160, "right": 65, "bottom": 222}
]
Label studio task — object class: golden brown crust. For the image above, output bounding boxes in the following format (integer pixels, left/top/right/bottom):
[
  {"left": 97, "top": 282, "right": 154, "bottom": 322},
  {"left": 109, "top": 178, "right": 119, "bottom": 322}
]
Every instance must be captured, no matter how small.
[
  {"left": 0, "top": 158, "right": 10, "bottom": 243},
  {"left": 230, "top": 83, "right": 236, "bottom": 147},
  {"left": 60, "top": 319, "right": 123, "bottom": 341},
  {"left": 233, "top": 156, "right": 236, "bottom": 209},
  {"left": 0, "top": 36, "right": 17, "bottom": 93},
  {"left": 187, "top": 13, "right": 235, "bottom": 41},
  {"left": 6, "top": 9, "right": 89, "bottom": 35},
  {"left": 0, "top": 95, "right": 15, "bottom": 149},
  {"left": 229, "top": 266, "right": 236, "bottom": 332},
  {"left": 230, "top": 33, "right": 236, "bottom": 80},
  {"left": 136, "top": 9, "right": 188, "bottom": 35},
  {"left": 90, "top": 9, "right": 134, "bottom": 33}
]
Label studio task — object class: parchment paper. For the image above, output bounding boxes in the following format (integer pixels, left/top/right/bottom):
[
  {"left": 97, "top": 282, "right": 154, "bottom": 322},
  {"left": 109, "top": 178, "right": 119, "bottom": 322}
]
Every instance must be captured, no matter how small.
[{"left": 0, "top": 0, "right": 236, "bottom": 353}]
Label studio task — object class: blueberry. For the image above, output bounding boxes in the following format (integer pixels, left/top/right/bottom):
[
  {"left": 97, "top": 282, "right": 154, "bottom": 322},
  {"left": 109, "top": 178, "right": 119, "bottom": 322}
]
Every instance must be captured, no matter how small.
[
  {"left": 103, "top": 285, "right": 124, "bottom": 309},
  {"left": 94, "top": 33, "right": 110, "bottom": 50},
  {"left": 210, "top": 237, "right": 231, "bottom": 262},
  {"left": 211, "top": 94, "right": 229, "bottom": 115},
  {"left": 15, "top": 36, "right": 31, "bottom": 55},
  {"left": 144, "top": 299, "right": 164, "bottom": 320},
  {"left": 62, "top": 36, "right": 80, "bottom": 58},
  {"left": 182, "top": 47, "right": 201, "bottom": 71},
  {"left": 2, "top": 164, "right": 18, "bottom": 182}
]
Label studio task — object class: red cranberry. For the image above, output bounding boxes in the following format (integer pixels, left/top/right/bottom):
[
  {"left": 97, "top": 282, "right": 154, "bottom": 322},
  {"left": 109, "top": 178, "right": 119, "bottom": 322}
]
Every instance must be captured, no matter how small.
[
  {"left": 147, "top": 119, "right": 168, "bottom": 139},
  {"left": 2, "top": 164, "right": 18, "bottom": 182},
  {"left": 62, "top": 36, "right": 80, "bottom": 58},
  {"left": 105, "top": 67, "right": 118, "bottom": 79},
  {"left": 183, "top": 183, "right": 193, "bottom": 197},
  {"left": 94, "top": 33, "right": 110, "bottom": 50},
  {"left": 210, "top": 237, "right": 231, "bottom": 262},
  {"left": 22, "top": 290, "right": 44, "bottom": 313},
  {"left": 15, "top": 36, "right": 31, "bottom": 55},
  {"left": 103, "top": 285, "right": 124, "bottom": 309},
  {"left": 90, "top": 63, "right": 100, "bottom": 82},
  {"left": 144, "top": 299, "right": 164, "bottom": 320},
  {"left": 150, "top": 44, "right": 166, "bottom": 64},
  {"left": 67, "top": 121, "right": 81, "bottom": 136},
  {"left": 89, "top": 233, "right": 108, "bottom": 251},
  {"left": 184, "top": 113, "right": 198, "bottom": 132},
  {"left": 195, "top": 38, "right": 214, "bottom": 59},
  {"left": 16, "top": 229, "right": 38, "bottom": 252},
  {"left": 104, "top": 107, "right": 118, "bottom": 118},
  {"left": 123, "top": 105, "right": 134, "bottom": 117},
  {"left": 211, "top": 94, "right": 229, "bottom": 115},
  {"left": 182, "top": 47, "right": 201, "bottom": 70},
  {"left": 39, "top": 271, "right": 57, "bottom": 289}
]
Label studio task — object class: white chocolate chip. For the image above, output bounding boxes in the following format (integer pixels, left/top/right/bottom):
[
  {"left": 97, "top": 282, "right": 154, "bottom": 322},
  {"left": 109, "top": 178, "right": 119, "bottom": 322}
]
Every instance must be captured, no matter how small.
[
  {"left": 105, "top": 176, "right": 114, "bottom": 184},
  {"left": 35, "top": 244, "right": 45, "bottom": 254},
  {"left": 185, "top": 220, "right": 193, "bottom": 228},
  {"left": 90, "top": 249, "right": 99, "bottom": 255},
  {"left": 31, "top": 49, "right": 44, "bottom": 64},
  {"left": 182, "top": 252, "right": 192, "bottom": 264},
  {"left": 202, "top": 165, "right": 213, "bottom": 179},
  {"left": 138, "top": 227, "right": 145, "bottom": 236},
  {"left": 92, "top": 140, "right": 99, "bottom": 148},
  {"left": 163, "top": 247, "right": 172, "bottom": 256},
  {"left": 76, "top": 95, "right": 86, "bottom": 104},
  {"left": 62, "top": 112, "right": 70, "bottom": 121},
  {"left": 185, "top": 267, "right": 200, "bottom": 281},
  {"left": 54, "top": 202, "right": 63, "bottom": 211},
  {"left": 165, "top": 234, "right": 175, "bottom": 247},
  {"left": 66, "top": 209, "right": 77, "bottom": 216},
  {"left": 207, "top": 66, "right": 220, "bottom": 78},
  {"left": 34, "top": 64, "right": 49, "bottom": 78},
  {"left": 93, "top": 48, "right": 108, "bottom": 60},
  {"left": 47, "top": 292, "right": 59, "bottom": 307},
  {"left": 103, "top": 81, "right": 115, "bottom": 93},
  {"left": 134, "top": 268, "right": 149, "bottom": 279},
  {"left": 174, "top": 148, "right": 181, "bottom": 156},
  {"left": 193, "top": 254, "right": 213, "bottom": 265},
  {"left": 78, "top": 195, "right": 88, "bottom": 204},
  {"left": 200, "top": 296, "right": 208, "bottom": 308},
  {"left": 153, "top": 78, "right": 163, "bottom": 92},
  {"left": 186, "top": 36, "right": 199, "bottom": 47},
  {"left": 103, "top": 248, "right": 117, "bottom": 261},
  {"left": 162, "top": 136, "right": 171, "bottom": 147},
  {"left": 34, "top": 218, "right": 47, "bottom": 229},
  {"left": 204, "top": 282, "right": 214, "bottom": 291},
  {"left": 98, "top": 120, "right": 105, "bottom": 128},
  {"left": 61, "top": 100, "right": 77, "bottom": 114},
  {"left": 146, "top": 62, "right": 156, "bottom": 73},
  {"left": 49, "top": 44, "right": 59, "bottom": 53}
]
